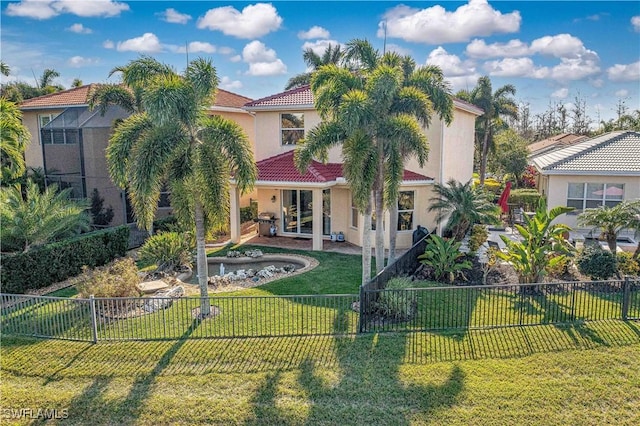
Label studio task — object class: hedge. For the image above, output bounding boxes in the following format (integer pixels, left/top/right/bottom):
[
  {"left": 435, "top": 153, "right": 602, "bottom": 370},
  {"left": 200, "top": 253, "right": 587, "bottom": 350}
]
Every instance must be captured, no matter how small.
[
  {"left": 509, "top": 189, "right": 543, "bottom": 211},
  {"left": 0, "top": 226, "right": 130, "bottom": 294}
]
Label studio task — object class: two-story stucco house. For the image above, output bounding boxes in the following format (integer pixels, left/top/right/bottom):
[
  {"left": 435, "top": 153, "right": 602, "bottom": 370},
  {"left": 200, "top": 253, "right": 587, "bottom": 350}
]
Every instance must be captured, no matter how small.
[
  {"left": 227, "top": 85, "right": 483, "bottom": 251},
  {"left": 20, "top": 85, "right": 253, "bottom": 227}
]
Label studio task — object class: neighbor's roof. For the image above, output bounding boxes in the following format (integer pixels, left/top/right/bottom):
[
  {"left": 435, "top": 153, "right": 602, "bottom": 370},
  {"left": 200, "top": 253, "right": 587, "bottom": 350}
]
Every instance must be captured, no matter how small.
[
  {"left": 20, "top": 84, "right": 252, "bottom": 111},
  {"left": 19, "top": 84, "right": 97, "bottom": 110},
  {"left": 244, "top": 84, "right": 484, "bottom": 115},
  {"left": 527, "top": 133, "right": 589, "bottom": 155},
  {"left": 255, "top": 150, "right": 432, "bottom": 184},
  {"left": 531, "top": 131, "right": 640, "bottom": 175}
]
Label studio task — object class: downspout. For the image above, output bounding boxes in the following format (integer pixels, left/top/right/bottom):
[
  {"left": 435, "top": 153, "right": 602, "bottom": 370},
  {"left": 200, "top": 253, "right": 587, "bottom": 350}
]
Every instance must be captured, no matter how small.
[{"left": 437, "top": 120, "right": 445, "bottom": 237}]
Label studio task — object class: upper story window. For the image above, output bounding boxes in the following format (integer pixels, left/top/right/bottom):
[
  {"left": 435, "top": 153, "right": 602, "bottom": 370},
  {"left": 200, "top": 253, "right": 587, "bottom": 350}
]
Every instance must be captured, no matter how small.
[
  {"left": 397, "top": 191, "right": 415, "bottom": 231},
  {"left": 567, "top": 183, "right": 624, "bottom": 213},
  {"left": 38, "top": 114, "right": 55, "bottom": 145},
  {"left": 351, "top": 196, "right": 358, "bottom": 229},
  {"left": 281, "top": 113, "right": 304, "bottom": 145}
]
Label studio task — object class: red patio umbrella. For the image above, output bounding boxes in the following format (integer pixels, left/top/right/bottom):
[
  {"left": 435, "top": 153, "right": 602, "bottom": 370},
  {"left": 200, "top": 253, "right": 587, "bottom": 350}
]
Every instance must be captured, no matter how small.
[{"left": 497, "top": 181, "right": 512, "bottom": 215}]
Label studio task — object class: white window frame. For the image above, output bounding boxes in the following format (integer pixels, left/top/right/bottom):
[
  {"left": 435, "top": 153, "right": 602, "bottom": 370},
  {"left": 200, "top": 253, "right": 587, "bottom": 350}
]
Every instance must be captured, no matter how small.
[
  {"left": 351, "top": 196, "right": 358, "bottom": 229},
  {"left": 38, "top": 114, "right": 55, "bottom": 145},
  {"left": 567, "top": 182, "right": 625, "bottom": 213},
  {"left": 280, "top": 113, "right": 304, "bottom": 146},
  {"left": 397, "top": 191, "right": 415, "bottom": 231}
]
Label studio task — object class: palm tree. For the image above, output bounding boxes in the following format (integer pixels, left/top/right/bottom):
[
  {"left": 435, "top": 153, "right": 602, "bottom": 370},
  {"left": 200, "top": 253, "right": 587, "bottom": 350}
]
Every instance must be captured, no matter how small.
[
  {"left": 285, "top": 44, "right": 343, "bottom": 90},
  {"left": 106, "top": 56, "right": 257, "bottom": 318},
  {"left": 456, "top": 76, "right": 517, "bottom": 186},
  {"left": 428, "top": 179, "right": 499, "bottom": 241},
  {"left": 1, "top": 61, "right": 10, "bottom": 76},
  {"left": 0, "top": 180, "right": 90, "bottom": 252},
  {"left": 297, "top": 39, "right": 451, "bottom": 278},
  {"left": 71, "top": 78, "right": 83, "bottom": 88},
  {"left": 497, "top": 199, "right": 574, "bottom": 285},
  {"left": 578, "top": 200, "right": 640, "bottom": 252},
  {"left": 0, "top": 98, "right": 30, "bottom": 183}
]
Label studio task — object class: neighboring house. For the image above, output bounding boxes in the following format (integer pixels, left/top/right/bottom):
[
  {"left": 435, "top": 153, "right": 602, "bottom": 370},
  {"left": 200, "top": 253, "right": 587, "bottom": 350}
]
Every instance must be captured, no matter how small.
[
  {"left": 20, "top": 85, "right": 254, "bottom": 227},
  {"left": 527, "top": 133, "right": 589, "bottom": 157},
  {"left": 229, "top": 85, "right": 483, "bottom": 250},
  {"left": 531, "top": 131, "right": 640, "bottom": 229}
]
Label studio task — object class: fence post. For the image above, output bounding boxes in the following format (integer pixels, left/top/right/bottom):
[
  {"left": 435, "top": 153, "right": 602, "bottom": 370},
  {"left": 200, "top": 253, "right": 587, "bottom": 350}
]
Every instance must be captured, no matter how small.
[
  {"left": 358, "top": 285, "right": 366, "bottom": 334},
  {"left": 89, "top": 295, "right": 98, "bottom": 344},
  {"left": 622, "top": 276, "right": 631, "bottom": 321}
]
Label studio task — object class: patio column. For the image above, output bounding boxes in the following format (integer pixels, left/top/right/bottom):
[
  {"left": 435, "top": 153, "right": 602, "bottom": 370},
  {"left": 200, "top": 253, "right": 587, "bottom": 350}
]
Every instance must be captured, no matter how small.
[
  {"left": 312, "top": 188, "right": 323, "bottom": 251},
  {"left": 230, "top": 184, "right": 241, "bottom": 244}
]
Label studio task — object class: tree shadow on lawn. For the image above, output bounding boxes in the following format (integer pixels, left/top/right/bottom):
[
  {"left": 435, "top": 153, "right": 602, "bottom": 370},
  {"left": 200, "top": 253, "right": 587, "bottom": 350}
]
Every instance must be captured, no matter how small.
[{"left": 244, "top": 308, "right": 466, "bottom": 425}]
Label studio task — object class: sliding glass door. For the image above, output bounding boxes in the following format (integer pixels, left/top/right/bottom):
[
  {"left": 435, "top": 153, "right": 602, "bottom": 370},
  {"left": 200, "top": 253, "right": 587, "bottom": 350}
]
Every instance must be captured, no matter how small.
[{"left": 282, "top": 189, "right": 312, "bottom": 234}]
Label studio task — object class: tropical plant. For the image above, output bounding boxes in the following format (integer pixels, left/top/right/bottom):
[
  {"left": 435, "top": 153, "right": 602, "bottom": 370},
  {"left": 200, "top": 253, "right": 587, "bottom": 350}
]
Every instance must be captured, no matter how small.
[
  {"left": 456, "top": 76, "right": 518, "bottom": 186},
  {"left": 429, "top": 179, "right": 500, "bottom": 241},
  {"left": 0, "top": 98, "right": 30, "bottom": 183},
  {"left": 488, "top": 129, "right": 529, "bottom": 185},
  {"left": 496, "top": 199, "right": 574, "bottom": 284},
  {"left": 296, "top": 39, "right": 452, "bottom": 279},
  {"left": 417, "top": 235, "right": 472, "bottom": 284},
  {"left": 577, "top": 246, "right": 618, "bottom": 280},
  {"left": 71, "top": 78, "right": 83, "bottom": 88},
  {"left": 468, "top": 224, "right": 489, "bottom": 254},
  {"left": 89, "top": 188, "right": 114, "bottom": 227},
  {"left": 376, "top": 277, "right": 417, "bottom": 320},
  {"left": 617, "top": 251, "right": 640, "bottom": 277},
  {"left": 0, "top": 180, "right": 90, "bottom": 252},
  {"left": 285, "top": 44, "right": 344, "bottom": 90},
  {"left": 76, "top": 257, "right": 142, "bottom": 300},
  {"left": 578, "top": 200, "right": 640, "bottom": 252},
  {"left": 138, "top": 231, "right": 194, "bottom": 273},
  {"left": 105, "top": 56, "right": 257, "bottom": 317},
  {"left": 0, "top": 61, "right": 9, "bottom": 76}
]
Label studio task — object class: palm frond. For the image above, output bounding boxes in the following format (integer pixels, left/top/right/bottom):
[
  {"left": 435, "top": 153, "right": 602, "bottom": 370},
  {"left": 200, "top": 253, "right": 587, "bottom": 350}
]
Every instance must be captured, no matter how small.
[
  {"left": 184, "top": 57, "right": 218, "bottom": 105},
  {"left": 88, "top": 84, "right": 137, "bottom": 114},
  {"left": 106, "top": 113, "right": 153, "bottom": 188},
  {"left": 294, "top": 121, "right": 346, "bottom": 172}
]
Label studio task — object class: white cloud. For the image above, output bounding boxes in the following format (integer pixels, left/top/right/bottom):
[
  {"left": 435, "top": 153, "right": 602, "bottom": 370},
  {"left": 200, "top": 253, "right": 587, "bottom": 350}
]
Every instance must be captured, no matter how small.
[
  {"left": 385, "top": 44, "right": 412, "bottom": 56},
  {"left": 550, "top": 56, "right": 600, "bottom": 81},
  {"left": 159, "top": 8, "right": 191, "bottom": 24},
  {"left": 484, "top": 58, "right": 549, "bottom": 79},
  {"left": 426, "top": 47, "right": 475, "bottom": 77},
  {"left": 298, "top": 26, "right": 330, "bottom": 40},
  {"left": 174, "top": 42, "right": 217, "bottom": 54},
  {"left": 607, "top": 61, "right": 640, "bottom": 82},
  {"left": 67, "top": 23, "right": 92, "bottom": 34},
  {"left": 379, "top": 0, "right": 520, "bottom": 44},
  {"left": 242, "top": 40, "right": 287, "bottom": 76},
  {"left": 301, "top": 40, "right": 342, "bottom": 56},
  {"left": 551, "top": 88, "right": 569, "bottom": 99},
  {"left": 103, "top": 40, "right": 115, "bottom": 49},
  {"left": 447, "top": 75, "right": 482, "bottom": 93},
  {"left": 7, "top": 0, "right": 129, "bottom": 19},
  {"left": 218, "top": 47, "right": 235, "bottom": 55},
  {"left": 615, "top": 89, "right": 629, "bottom": 97},
  {"left": 197, "top": 3, "right": 282, "bottom": 39},
  {"left": 219, "top": 76, "right": 243, "bottom": 90},
  {"left": 465, "top": 39, "right": 529, "bottom": 59},
  {"left": 68, "top": 56, "right": 99, "bottom": 68},
  {"left": 230, "top": 55, "right": 242, "bottom": 63},
  {"left": 117, "top": 33, "right": 163, "bottom": 53},
  {"left": 529, "top": 34, "right": 590, "bottom": 59},
  {"left": 632, "top": 16, "right": 640, "bottom": 32}
]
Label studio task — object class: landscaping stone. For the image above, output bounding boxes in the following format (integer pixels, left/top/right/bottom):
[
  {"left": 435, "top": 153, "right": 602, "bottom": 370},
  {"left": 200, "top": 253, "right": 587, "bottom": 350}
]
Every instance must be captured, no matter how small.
[{"left": 138, "top": 280, "right": 169, "bottom": 294}]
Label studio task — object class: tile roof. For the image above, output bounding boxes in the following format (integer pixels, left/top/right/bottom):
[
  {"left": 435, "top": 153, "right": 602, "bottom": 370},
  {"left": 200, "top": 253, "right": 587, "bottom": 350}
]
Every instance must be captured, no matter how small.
[
  {"left": 19, "top": 84, "right": 97, "bottom": 109},
  {"left": 532, "top": 131, "right": 640, "bottom": 174},
  {"left": 20, "top": 84, "right": 252, "bottom": 110},
  {"left": 527, "top": 133, "right": 588, "bottom": 155},
  {"left": 256, "top": 150, "right": 432, "bottom": 183},
  {"left": 214, "top": 89, "right": 253, "bottom": 108},
  {"left": 244, "top": 85, "right": 314, "bottom": 109}
]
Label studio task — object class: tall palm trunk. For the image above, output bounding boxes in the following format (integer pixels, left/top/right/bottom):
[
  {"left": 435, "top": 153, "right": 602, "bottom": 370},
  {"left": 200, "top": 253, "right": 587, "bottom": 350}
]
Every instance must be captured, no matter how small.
[
  {"left": 479, "top": 128, "right": 490, "bottom": 186},
  {"left": 194, "top": 200, "right": 211, "bottom": 317},
  {"left": 362, "top": 198, "right": 373, "bottom": 285},
  {"left": 388, "top": 204, "right": 398, "bottom": 265},
  {"left": 374, "top": 147, "right": 385, "bottom": 274},
  {"left": 605, "top": 232, "right": 618, "bottom": 253}
]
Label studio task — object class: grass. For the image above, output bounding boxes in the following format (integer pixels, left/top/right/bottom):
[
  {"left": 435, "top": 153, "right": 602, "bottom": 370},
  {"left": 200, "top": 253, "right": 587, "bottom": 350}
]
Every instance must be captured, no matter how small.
[{"left": 1, "top": 321, "right": 639, "bottom": 425}]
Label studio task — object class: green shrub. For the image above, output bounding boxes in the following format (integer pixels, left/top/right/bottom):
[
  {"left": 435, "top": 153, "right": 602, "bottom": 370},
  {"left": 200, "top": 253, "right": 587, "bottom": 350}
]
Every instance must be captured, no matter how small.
[
  {"left": 153, "top": 215, "right": 179, "bottom": 233},
  {"left": 546, "top": 255, "right": 571, "bottom": 278},
  {"left": 138, "top": 231, "right": 194, "bottom": 272},
  {"left": 617, "top": 252, "right": 640, "bottom": 277},
  {"left": 418, "top": 235, "right": 472, "bottom": 283},
  {"left": 577, "top": 246, "right": 618, "bottom": 280},
  {"left": 240, "top": 200, "right": 258, "bottom": 223},
  {"left": 377, "top": 277, "right": 416, "bottom": 321},
  {"left": 0, "top": 226, "right": 129, "bottom": 294},
  {"left": 76, "top": 258, "right": 142, "bottom": 298},
  {"left": 468, "top": 225, "right": 489, "bottom": 253},
  {"left": 509, "top": 189, "right": 543, "bottom": 212}
]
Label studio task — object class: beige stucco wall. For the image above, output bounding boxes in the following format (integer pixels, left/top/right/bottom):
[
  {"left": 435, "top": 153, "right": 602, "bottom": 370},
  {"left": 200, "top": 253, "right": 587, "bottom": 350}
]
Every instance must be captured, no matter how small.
[
  {"left": 544, "top": 174, "right": 640, "bottom": 228},
  {"left": 22, "top": 108, "right": 66, "bottom": 170}
]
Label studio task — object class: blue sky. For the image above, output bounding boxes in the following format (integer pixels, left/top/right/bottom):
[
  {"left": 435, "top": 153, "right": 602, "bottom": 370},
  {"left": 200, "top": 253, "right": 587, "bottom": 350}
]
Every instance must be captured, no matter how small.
[{"left": 1, "top": 1, "right": 639, "bottom": 123}]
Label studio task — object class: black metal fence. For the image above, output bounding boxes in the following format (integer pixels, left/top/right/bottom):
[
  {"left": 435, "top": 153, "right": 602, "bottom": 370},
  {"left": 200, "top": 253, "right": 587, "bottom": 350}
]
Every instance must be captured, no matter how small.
[{"left": 2, "top": 278, "right": 638, "bottom": 342}]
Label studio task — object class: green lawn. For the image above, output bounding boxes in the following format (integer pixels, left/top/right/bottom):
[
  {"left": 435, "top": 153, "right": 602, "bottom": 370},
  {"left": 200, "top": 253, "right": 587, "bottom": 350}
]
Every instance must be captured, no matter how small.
[{"left": 2, "top": 321, "right": 639, "bottom": 425}]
